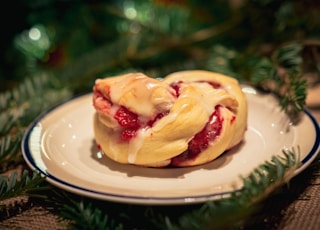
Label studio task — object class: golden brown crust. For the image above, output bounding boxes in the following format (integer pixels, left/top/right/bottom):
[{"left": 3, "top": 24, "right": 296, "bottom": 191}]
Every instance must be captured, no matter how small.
[{"left": 93, "top": 70, "right": 247, "bottom": 167}]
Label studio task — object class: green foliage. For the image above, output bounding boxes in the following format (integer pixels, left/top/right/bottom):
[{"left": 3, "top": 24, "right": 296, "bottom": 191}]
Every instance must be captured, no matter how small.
[
  {"left": 275, "top": 44, "right": 307, "bottom": 118},
  {"left": 0, "top": 73, "right": 71, "bottom": 130},
  {"left": 159, "top": 148, "right": 299, "bottom": 230},
  {"left": 246, "top": 43, "right": 307, "bottom": 122},
  {"left": 0, "top": 131, "right": 23, "bottom": 170},
  {"left": 0, "top": 170, "right": 47, "bottom": 201},
  {"left": 38, "top": 189, "right": 126, "bottom": 230},
  {"left": 0, "top": 73, "right": 72, "bottom": 169},
  {"left": 0, "top": 170, "right": 49, "bottom": 221},
  {"left": 0, "top": 0, "right": 318, "bottom": 228},
  {"left": 28, "top": 149, "right": 298, "bottom": 230},
  {"left": 59, "top": 200, "right": 123, "bottom": 230}
]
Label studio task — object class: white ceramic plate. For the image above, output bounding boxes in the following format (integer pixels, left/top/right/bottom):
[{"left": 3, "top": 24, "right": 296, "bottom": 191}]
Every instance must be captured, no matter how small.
[{"left": 22, "top": 86, "right": 320, "bottom": 205}]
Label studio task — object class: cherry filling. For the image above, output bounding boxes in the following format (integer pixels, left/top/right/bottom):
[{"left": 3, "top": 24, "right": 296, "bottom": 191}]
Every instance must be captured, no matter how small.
[
  {"left": 170, "top": 81, "right": 183, "bottom": 97},
  {"left": 112, "top": 81, "right": 225, "bottom": 160},
  {"left": 114, "top": 106, "right": 170, "bottom": 141},
  {"left": 95, "top": 80, "right": 228, "bottom": 165},
  {"left": 189, "top": 106, "right": 223, "bottom": 154},
  {"left": 170, "top": 106, "right": 223, "bottom": 166},
  {"left": 114, "top": 106, "right": 140, "bottom": 129},
  {"left": 114, "top": 106, "right": 140, "bottom": 140}
]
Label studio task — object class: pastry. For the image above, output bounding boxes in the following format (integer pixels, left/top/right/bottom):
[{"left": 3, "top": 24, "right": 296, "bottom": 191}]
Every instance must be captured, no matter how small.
[{"left": 92, "top": 70, "right": 247, "bottom": 167}]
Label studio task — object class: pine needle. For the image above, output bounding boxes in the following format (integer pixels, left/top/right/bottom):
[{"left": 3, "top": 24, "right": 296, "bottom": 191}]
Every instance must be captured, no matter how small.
[
  {"left": 160, "top": 148, "right": 299, "bottom": 230},
  {"left": 0, "top": 170, "right": 48, "bottom": 201}
]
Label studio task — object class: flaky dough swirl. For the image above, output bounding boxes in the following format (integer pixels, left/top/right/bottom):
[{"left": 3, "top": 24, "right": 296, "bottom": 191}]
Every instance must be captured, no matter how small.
[{"left": 93, "top": 70, "right": 247, "bottom": 167}]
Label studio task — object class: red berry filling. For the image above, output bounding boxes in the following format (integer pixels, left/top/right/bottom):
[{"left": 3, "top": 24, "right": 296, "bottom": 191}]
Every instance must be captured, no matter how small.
[
  {"left": 113, "top": 106, "right": 170, "bottom": 141},
  {"left": 114, "top": 106, "right": 140, "bottom": 141},
  {"left": 120, "top": 129, "right": 138, "bottom": 141},
  {"left": 171, "top": 106, "right": 223, "bottom": 166},
  {"left": 230, "top": 115, "right": 236, "bottom": 124},
  {"left": 170, "top": 81, "right": 183, "bottom": 97},
  {"left": 95, "top": 80, "right": 229, "bottom": 165},
  {"left": 114, "top": 106, "right": 140, "bottom": 128}
]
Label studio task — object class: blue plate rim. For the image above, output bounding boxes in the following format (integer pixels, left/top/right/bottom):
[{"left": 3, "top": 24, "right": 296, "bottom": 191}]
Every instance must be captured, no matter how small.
[{"left": 21, "top": 93, "right": 320, "bottom": 205}]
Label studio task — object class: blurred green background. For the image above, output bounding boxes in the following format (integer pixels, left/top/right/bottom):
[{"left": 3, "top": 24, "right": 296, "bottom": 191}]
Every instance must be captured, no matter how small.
[
  {"left": 1, "top": 0, "right": 319, "bottom": 93},
  {"left": 1, "top": 1, "right": 319, "bottom": 228}
]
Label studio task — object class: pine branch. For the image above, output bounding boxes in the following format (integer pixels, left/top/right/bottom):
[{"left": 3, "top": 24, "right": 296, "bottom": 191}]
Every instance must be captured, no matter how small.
[
  {"left": 34, "top": 148, "right": 300, "bottom": 230},
  {"left": 0, "top": 170, "right": 48, "bottom": 202},
  {"left": 0, "top": 130, "right": 24, "bottom": 172},
  {"left": 246, "top": 43, "right": 307, "bottom": 122},
  {"left": 0, "top": 73, "right": 54, "bottom": 111},
  {"left": 40, "top": 190, "right": 124, "bottom": 230},
  {"left": 273, "top": 44, "right": 307, "bottom": 120},
  {"left": 0, "top": 73, "right": 72, "bottom": 133},
  {"left": 0, "top": 1, "right": 316, "bottom": 228},
  {"left": 60, "top": 200, "right": 123, "bottom": 230},
  {"left": 0, "top": 170, "right": 49, "bottom": 221},
  {"left": 160, "top": 148, "right": 299, "bottom": 230},
  {"left": 0, "top": 73, "right": 72, "bottom": 169}
]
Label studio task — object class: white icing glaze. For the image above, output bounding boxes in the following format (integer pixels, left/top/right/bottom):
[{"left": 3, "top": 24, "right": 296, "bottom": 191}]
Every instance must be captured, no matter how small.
[
  {"left": 93, "top": 70, "right": 248, "bottom": 167},
  {"left": 123, "top": 79, "right": 238, "bottom": 163},
  {"left": 127, "top": 127, "right": 150, "bottom": 163},
  {"left": 109, "top": 73, "right": 175, "bottom": 117}
]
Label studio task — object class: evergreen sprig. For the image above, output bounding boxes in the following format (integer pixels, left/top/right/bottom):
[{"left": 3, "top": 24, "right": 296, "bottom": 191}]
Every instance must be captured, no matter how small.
[
  {"left": 0, "top": 73, "right": 72, "bottom": 168},
  {"left": 159, "top": 148, "right": 299, "bottom": 230},
  {"left": 0, "top": 170, "right": 49, "bottom": 221},
  {"left": 0, "top": 131, "right": 24, "bottom": 171},
  {"left": 0, "top": 1, "right": 317, "bottom": 228},
  {"left": 50, "top": 198, "right": 114, "bottom": 229},
  {"left": 39, "top": 190, "right": 125, "bottom": 230},
  {"left": 274, "top": 44, "right": 307, "bottom": 119},
  {"left": 246, "top": 43, "right": 307, "bottom": 122},
  {"left": 0, "top": 170, "right": 47, "bottom": 202},
  {"left": 0, "top": 73, "right": 72, "bottom": 131},
  {"left": 33, "top": 148, "right": 299, "bottom": 229},
  {"left": 58, "top": 200, "right": 123, "bottom": 230}
]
